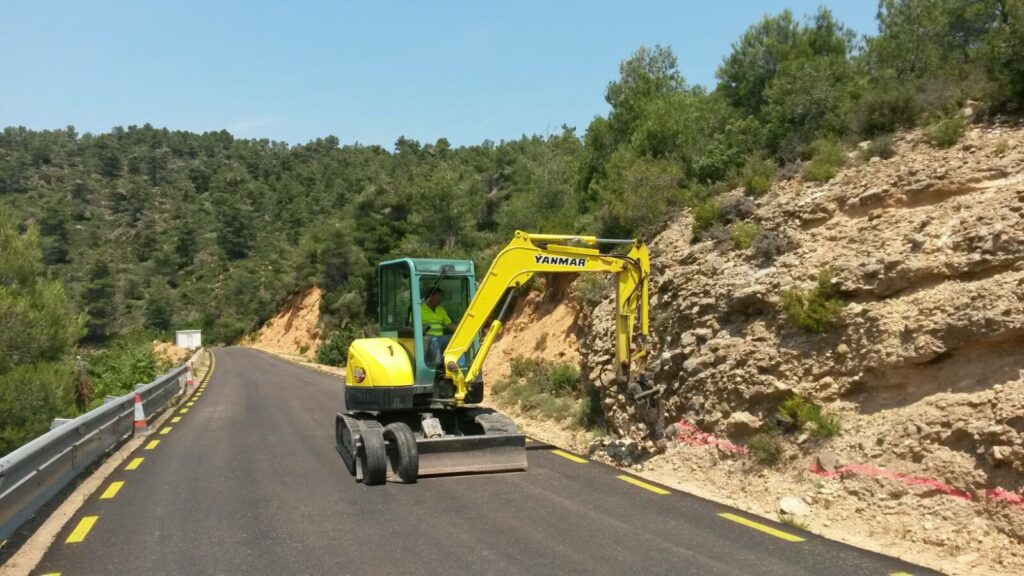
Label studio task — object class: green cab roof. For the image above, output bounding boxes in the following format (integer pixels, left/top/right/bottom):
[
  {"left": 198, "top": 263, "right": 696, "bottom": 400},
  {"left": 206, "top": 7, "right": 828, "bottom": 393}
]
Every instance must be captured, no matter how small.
[{"left": 379, "top": 257, "right": 475, "bottom": 275}]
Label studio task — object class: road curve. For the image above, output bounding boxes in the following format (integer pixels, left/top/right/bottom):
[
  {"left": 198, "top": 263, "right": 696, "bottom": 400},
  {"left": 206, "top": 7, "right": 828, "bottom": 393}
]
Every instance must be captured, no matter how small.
[{"left": 34, "top": 347, "right": 935, "bottom": 575}]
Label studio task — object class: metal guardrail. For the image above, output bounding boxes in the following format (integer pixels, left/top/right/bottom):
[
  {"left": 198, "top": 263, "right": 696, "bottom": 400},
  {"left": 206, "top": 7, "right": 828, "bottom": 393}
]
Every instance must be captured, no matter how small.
[{"left": 0, "top": 360, "right": 194, "bottom": 541}]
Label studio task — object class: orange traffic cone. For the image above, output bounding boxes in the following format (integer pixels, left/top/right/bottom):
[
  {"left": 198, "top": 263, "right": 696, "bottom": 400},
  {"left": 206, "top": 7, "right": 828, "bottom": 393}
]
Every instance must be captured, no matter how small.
[
  {"left": 186, "top": 364, "right": 194, "bottom": 388},
  {"left": 133, "top": 393, "right": 149, "bottom": 435}
]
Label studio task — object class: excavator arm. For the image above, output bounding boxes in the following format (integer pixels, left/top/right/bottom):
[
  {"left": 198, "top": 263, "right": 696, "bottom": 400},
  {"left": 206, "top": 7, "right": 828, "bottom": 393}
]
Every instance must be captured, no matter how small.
[{"left": 443, "top": 231, "right": 653, "bottom": 406}]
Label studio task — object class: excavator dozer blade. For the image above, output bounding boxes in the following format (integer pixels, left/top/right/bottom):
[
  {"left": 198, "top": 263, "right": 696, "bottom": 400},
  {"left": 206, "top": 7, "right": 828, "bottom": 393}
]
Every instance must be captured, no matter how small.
[{"left": 414, "top": 433, "right": 528, "bottom": 477}]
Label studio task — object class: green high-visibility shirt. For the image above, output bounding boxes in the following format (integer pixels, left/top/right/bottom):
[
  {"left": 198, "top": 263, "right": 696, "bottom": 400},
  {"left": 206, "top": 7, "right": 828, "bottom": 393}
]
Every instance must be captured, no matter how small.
[{"left": 421, "top": 303, "right": 452, "bottom": 336}]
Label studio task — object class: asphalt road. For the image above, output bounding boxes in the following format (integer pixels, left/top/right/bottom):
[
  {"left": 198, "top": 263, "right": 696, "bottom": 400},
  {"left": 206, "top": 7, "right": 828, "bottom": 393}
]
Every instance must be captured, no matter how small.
[{"left": 34, "top": 347, "right": 937, "bottom": 575}]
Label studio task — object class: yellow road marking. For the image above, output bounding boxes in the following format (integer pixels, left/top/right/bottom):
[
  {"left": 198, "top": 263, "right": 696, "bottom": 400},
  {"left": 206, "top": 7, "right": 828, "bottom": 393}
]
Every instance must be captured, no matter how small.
[
  {"left": 890, "top": 572, "right": 913, "bottom": 576},
  {"left": 159, "top": 427, "right": 172, "bottom": 435},
  {"left": 179, "top": 408, "right": 189, "bottom": 414},
  {"left": 719, "top": 513, "right": 805, "bottom": 542},
  {"left": 66, "top": 516, "right": 98, "bottom": 543},
  {"left": 551, "top": 449, "right": 588, "bottom": 463},
  {"left": 125, "top": 457, "right": 144, "bottom": 470},
  {"left": 40, "top": 573, "right": 61, "bottom": 575},
  {"left": 100, "top": 481, "right": 124, "bottom": 499},
  {"left": 186, "top": 402, "right": 195, "bottom": 407},
  {"left": 145, "top": 439, "right": 160, "bottom": 450},
  {"left": 617, "top": 475, "right": 670, "bottom": 495},
  {"left": 171, "top": 416, "right": 182, "bottom": 423}
]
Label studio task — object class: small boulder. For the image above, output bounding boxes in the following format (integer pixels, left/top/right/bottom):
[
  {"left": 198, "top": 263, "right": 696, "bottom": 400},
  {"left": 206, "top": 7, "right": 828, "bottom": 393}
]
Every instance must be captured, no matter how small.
[
  {"left": 816, "top": 451, "right": 840, "bottom": 473},
  {"left": 778, "top": 496, "right": 811, "bottom": 517},
  {"left": 725, "top": 411, "right": 763, "bottom": 437}
]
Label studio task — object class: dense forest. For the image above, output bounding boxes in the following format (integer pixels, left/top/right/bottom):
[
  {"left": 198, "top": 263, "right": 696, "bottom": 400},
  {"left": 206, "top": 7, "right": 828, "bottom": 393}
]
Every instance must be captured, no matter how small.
[{"left": 2, "top": 0, "right": 1023, "bottom": 453}]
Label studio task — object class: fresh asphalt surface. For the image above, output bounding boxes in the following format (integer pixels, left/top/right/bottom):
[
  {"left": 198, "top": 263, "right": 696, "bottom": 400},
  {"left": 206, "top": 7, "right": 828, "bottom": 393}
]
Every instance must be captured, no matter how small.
[{"left": 35, "top": 347, "right": 937, "bottom": 575}]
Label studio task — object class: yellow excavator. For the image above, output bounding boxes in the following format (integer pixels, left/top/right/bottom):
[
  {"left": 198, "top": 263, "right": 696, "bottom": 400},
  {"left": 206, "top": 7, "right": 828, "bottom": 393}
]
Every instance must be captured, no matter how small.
[{"left": 335, "top": 231, "right": 660, "bottom": 484}]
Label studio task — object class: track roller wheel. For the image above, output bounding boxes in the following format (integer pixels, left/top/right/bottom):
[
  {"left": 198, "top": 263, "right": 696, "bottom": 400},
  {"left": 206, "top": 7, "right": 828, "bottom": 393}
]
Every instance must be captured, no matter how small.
[
  {"left": 383, "top": 422, "right": 419, "bottom": 483},
  {"left": 359, "top": 421, "right": 387, "bottom": 486}
]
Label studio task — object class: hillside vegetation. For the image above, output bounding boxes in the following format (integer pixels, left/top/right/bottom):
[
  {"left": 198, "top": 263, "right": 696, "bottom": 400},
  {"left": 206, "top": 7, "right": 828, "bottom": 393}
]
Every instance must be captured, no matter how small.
[{"left": 2, "top": 0, "right": 1024, "bottom": 453}]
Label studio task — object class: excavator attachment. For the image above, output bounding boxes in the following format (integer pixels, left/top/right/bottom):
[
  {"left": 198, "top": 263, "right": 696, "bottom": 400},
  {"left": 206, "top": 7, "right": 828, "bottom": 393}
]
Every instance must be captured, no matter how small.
[
  {"left": 335, "top": 409, "right": 527, "bottom": 484},
  {"left": 414, "top": 434, "right": 527, "bottom": 476}
]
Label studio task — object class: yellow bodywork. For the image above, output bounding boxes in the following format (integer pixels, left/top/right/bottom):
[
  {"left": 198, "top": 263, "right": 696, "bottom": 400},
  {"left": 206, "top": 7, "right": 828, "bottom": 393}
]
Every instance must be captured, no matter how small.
[{"left": 346, "top": 338, "right": 415, "bottom": 387}]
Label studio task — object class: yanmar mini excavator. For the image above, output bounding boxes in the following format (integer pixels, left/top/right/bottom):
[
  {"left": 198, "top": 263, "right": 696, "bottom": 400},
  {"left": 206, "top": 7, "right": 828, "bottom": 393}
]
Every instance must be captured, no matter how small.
[{"left": 335, "top": 231, "right": 661, "bottom": 484}]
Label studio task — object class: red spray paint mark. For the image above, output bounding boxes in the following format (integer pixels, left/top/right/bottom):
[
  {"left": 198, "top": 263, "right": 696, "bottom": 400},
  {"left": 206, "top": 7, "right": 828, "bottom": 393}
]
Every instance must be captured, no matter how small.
[
  {"left": 811, "top": 463, "right": 1024, "bottom": 507},
  {"left": 668, "top": 419, "right": 1024, "bottom": 508},
  {"left": 986, "top": 487, "right": 1024, "bottom": 505},
  {"left": 670, "top": 420, "right": 749, "bottom": 455},
  {"left": 809, "top": 462, "right": 974, "bottom": 501}
]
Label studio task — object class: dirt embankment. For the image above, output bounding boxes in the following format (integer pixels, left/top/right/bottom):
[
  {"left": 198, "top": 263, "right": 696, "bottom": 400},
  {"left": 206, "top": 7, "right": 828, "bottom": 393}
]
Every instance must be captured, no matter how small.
[
  {"left": 152, "top": 341, "right": 189, "bottom": 367},
  {"left": 246, "top": 287, "right": 323, "bottom": 359},
  {"left": 491, "top": 123, "right": 1024, "bottom": 576},
  {"left": 483, "top": 275, "right": 582, "bottom": 383}
]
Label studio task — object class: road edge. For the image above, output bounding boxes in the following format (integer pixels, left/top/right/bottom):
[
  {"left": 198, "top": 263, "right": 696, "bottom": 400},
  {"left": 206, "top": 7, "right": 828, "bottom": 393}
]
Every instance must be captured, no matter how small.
[{"left": 0, "top": 350, "right": 214, "bottom": 576}]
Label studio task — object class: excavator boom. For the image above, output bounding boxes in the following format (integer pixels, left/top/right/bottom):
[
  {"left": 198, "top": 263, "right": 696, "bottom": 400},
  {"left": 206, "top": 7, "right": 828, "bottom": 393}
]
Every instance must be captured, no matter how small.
[{"left": 444, "top": 231, "right": 652, "bottom": 405}]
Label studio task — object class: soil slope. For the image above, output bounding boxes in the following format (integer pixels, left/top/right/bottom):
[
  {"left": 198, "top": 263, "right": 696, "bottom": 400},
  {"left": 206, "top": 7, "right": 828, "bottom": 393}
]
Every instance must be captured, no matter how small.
[
  {"left": 246, "top": 287, "right": 323, "bottom": 359},
  {"left": 494, "top": 122, "right": 1024, "bottom": 575}
]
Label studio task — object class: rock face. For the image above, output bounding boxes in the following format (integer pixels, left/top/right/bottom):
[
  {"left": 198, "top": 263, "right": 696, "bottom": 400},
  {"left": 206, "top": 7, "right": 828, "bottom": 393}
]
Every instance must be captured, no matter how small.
[{"left": 580, "top": 125, "right": 1024, "bottom": 497}]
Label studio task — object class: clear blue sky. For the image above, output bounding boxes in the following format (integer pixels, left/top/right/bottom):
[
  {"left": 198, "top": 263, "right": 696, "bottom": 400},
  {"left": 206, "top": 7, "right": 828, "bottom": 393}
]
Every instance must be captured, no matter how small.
[{"left": 1, "top": 1, "right": 878, "bottom": 148}]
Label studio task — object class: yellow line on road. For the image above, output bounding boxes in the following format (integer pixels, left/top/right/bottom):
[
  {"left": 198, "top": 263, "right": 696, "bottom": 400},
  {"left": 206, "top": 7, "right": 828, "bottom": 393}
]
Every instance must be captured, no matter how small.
[
  {"left": 719, "top": 513, "right": 805, "bottom": 542},
  {"left": 171, "top": 416, "right": 182, "bottom": 423},
  {"left": 159, "top": 427, "right": 172, "bottom": 435},
  {"left": 65, "top": 516, "right": 98, "bottom": 543},
  {"left": 617, "top": 475, "right": 670, "bottom": 495},
  {"left": 125, "top": 457, "right": 144, "bottom": 470},
  {"left": 145, "top": 439, "right": 160, "bottom": 450},
  {"left": 179, "top": 408, "right": 189, "bottom": 414},
  {"left": 100, "top": 481, "right": 124, "bottom": 499},
  {"left": 890, "top": 572, "right": 913, "bottom": 576},
  {"left": 551, "top": 449, "right": 588, "bottom": 463},
  {"left": 186, "top": 401, "right": 195, "bottom": 406},
  {"left": 40, "top": 573, "right": 61, "bottom": 575}
]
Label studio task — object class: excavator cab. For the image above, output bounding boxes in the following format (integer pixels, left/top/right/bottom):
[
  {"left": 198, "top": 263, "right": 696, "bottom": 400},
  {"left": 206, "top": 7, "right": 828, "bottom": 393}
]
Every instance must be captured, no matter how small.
[{"left": 376, "top": 258, "right": 479, "bottom": 380}]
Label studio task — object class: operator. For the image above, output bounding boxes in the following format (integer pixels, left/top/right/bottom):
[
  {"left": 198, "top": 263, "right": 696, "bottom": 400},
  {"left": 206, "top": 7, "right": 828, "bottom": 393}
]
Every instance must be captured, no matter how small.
[{"left": 421, "top": 287, "right": 454, "bottom": 366}]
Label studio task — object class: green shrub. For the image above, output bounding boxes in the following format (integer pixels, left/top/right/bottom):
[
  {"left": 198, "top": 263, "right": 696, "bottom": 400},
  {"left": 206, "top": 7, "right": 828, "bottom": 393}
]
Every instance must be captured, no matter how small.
[
  {"left": 803, "top": 139, "right": 847, "bottom": 182},
  {"left": 691, "top": 198, "right": 724, "bottom": 238},
  {"left": 316, "top": 325, "right": 360, "bottom": 367},
  {"left": 924, "top": 114, "right": 967, "bottom": 148},
  {"left": 860, "top": 134, "right": 895, "bottom": 160},
  {"left": 0, "top": 362, "right": 76, "bottom": 455},
  {"left": 86, "top": 336, "right": 159, "bottom": 407},
  {"left": 781, "top": 271, "right": 844, "bottom": 332},
  {"left": 853, "top": 77, "right": 919, "bottom": 137},
  {"left": 994, "top": 138, "right": 1010, "bottom": 156},
  {"left": 730, "top": 221, "right": 760, "bottom": 250},
  {"left": 778, "top": 395, "right": 841, "bottom": 439},
  {"left": 574, "top": 274, "right": 608, "bottom": 308},
  {"left": 748, "top": 430, "right": 783, "bottom": 466},
  {"left": 494, "top": 357, "right": 597, "bottom": 427},
  {"left": 738, "top": 156, "right": 776, "bottom": 196},
  {"left": 573, "top": 384, "right": 602, "bottom": 429}
]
